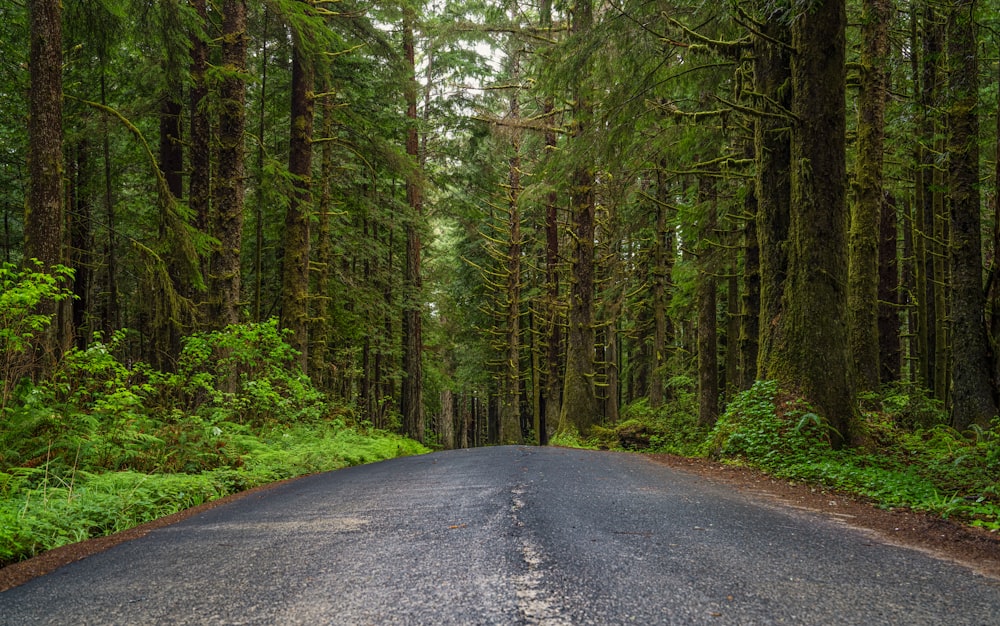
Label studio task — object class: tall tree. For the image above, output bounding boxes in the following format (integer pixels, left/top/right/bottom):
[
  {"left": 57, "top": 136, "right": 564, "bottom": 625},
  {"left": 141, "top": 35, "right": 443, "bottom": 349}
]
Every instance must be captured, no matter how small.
[
  {"left": 764, "top": 0, "right": 855, "bottom": 446},
  {"left": 848, "top": 0, "right": 892, "bottom": 392},
  {"left": 401, "top": 4, "right": 425, "bottom": 442},
  {"left": 210, "top": 0, "right": 248, "bottom": 328},
  {"left": 26, "top": 0, "right": 63, "bottom": 274},
  {"left": 946, "top": 0, "right": 996, "bottom": 430},
  {"left": 697, "top": 173, "right": 719, "bottom": 426},
  {"left": 752, "top": 3, "right": 792, "bottom": 378},
  {"left": 25, "top": 0, "right": 64, "bottom": 370},
  {"left": 558, "top": 0, "right": 599, "bottom": 436},
  {"left": 282, "top": 15, "right": 315, "bottom": 373},
  {"left": 500, "top": 51, "right": 524, "bottom": 444}
]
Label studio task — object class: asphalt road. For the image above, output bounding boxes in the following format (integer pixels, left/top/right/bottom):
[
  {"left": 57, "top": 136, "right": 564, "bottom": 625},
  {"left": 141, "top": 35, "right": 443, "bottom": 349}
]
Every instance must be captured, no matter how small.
[{"left": 2, "top": 446, "right": 999, "bottom": 625}]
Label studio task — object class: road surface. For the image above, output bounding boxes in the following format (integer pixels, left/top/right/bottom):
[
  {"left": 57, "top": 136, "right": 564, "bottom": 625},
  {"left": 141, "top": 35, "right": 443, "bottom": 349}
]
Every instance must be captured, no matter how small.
[{"left": 2, "top": 446, "right": 998, "bottom": 624}]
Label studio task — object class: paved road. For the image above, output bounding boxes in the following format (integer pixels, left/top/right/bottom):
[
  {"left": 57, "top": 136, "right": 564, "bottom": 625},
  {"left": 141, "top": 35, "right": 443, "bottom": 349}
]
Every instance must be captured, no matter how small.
[{"left": 2, "top": 446, "right": 998, "bottom": 625}]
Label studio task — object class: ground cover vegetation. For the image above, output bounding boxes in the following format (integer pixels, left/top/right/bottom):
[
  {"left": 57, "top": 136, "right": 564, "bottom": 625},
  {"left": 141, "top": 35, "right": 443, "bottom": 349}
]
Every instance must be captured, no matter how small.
[{"left": 4, "top": 0, "right": 1000, "bottom": 566}]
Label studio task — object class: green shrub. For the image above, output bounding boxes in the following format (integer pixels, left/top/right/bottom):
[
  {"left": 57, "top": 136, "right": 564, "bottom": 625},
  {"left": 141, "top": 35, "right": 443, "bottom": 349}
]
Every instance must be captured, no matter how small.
[{"left": 704, "top": 380, "right": 834, "bottom": 468}]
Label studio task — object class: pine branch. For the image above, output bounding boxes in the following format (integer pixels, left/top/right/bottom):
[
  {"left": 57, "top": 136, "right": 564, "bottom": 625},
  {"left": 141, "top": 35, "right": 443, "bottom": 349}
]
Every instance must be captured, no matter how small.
[{"left": 662, "top": 14, "right": 752, "bottom": 57}]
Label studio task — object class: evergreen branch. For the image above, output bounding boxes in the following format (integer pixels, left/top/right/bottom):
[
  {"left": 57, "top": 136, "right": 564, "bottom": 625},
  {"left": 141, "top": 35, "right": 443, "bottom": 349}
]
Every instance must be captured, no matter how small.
[
  {"left": 731, "top": 5, "right": 796, "bottom": 54},
  {"left": 662, "top": 15, "right": 752, "bottom": 56},
  {"left": 713, "top": 94, "right": 798, "bottom": 123},
  {"left": 649, "top": 100, "right": 729, "bottom": 122},
  {"left": 473, "top": 115, "right": 569, "bottom": 135}
]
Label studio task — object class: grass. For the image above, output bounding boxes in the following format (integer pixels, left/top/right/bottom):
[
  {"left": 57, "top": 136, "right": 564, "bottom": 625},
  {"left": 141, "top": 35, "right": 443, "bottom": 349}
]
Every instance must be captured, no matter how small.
[
  {"left": 0, "top": 422, "right": 428, "bottom": 566},
  {"left": 0, "top": 319, "right": 429, "bottom": 568}
]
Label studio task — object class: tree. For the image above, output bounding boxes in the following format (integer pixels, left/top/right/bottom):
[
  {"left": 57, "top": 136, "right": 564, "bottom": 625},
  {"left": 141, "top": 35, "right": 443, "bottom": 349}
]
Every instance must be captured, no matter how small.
[
  {"left": 558, "top": 0, "right": 599, "bottom": 436},
  {"left": 946, "top": 0, "right": 996, "bottom": 430},
  {"left": 25, "top": 0, "right": 64, "bottom": 370},
  {"left": 210, "top": 0, "right": 248, "bottom": 328},
  {"left": 281, "top": 11, "right": 316, "bottom": 373},
  {"left": 848, "top": 0, "right": 892, "bottom": 393},
  {"left": 764, "top": 0, "right": 855, "bottom": 447},
  {"left": 401, "top": 3, "right": 425, "bottom": 442}
]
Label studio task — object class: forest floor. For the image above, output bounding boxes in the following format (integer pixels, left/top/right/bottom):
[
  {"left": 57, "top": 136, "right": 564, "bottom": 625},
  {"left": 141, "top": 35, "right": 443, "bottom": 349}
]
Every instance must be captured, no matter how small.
[{"left": 1, "top": 451, "right": 998, "bottom": 593}]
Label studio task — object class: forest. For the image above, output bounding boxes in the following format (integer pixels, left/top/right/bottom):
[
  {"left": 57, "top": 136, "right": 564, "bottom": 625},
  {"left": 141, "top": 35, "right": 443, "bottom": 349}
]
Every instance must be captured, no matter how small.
[{"left": 2, "top": 0, "right": 1000, "bottom": 564}]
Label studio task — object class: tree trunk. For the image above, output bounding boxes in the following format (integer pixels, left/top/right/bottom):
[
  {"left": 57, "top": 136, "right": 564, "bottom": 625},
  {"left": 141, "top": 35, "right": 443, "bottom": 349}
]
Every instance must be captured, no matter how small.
[
  {"left": 765, "top": 0, "right": 855, "bottom": 447},
  {"left": 210, "top": 0, "right": 247, "bottom": 329},
  {"left": 310, "top": 89, "right": 335, "bottom": 388},
  {"left": 947, "top": 0, "right": 996, "bottom": 430},
  {"left": 848, "top": 0, "right": 891, "bottom": 393},
  {"left": 740, "top": 189, "right": 760, "bottom": 390},
  {"left": 25, "top": 0, "right": 64, "bottom": 372},
  {"left": 753, "top": 11, "right": 791, "bottom": 377},
  {"left": 500, "top": 54, "right": 524, "bottom": 445},
  {"left": 282, "top": 36, "right": 314, "bottom": 374},
  {"left": 541, "top": 107, "right": 559, "bottom": 444},
  {"left": 401, "top": 8, "right": 424, "bottom": 442},
  {"left": 189, "top": 0, "right": 210, "bottom": 258},
  {"left": 915, "top": 6, "right": 944, "bottom": 394},
  {"left": 440, "top": 389, "right": 455, "bottom": 450},
  {"left": 69, "top": 141, "right": 93, "bottom": 350},
  {"left": 878, "top": 194, "right": 901, "bottom": 383},
  {"left": 649, "top": 167, "right": 673, "bottom": 407},
  {"left": 540, "top": 0, "right": 559, "bottom": 443},
  {"left": 558, "top": 0, "right": 599, "bottom": 436},
  {"left": 697, "top": 176, "right": 719, "bottom": 427}
]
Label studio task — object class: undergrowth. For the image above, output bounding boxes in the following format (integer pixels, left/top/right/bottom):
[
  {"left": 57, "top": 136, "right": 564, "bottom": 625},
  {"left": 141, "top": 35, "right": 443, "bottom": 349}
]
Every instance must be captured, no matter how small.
[{"left": 0, "top": 317, "right": 428, "bottom": 567}]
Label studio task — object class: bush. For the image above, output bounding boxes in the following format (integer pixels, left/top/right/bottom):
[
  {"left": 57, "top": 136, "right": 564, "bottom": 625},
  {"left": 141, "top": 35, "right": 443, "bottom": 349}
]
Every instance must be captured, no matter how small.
[{"left": 704, "top": 380, "right": 834, "bottom": 468}]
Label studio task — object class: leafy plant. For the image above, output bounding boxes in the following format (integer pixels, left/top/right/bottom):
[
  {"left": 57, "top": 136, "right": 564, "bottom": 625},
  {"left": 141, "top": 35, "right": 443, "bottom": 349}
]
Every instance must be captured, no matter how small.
[{"left": 0, "top": 262, "right": 74, "bottom": 414}]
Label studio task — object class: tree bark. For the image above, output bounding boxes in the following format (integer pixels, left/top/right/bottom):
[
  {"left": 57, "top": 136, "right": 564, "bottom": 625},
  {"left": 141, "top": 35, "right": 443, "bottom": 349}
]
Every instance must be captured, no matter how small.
[
  {"left": 25, "top": 0, "right": 64, "bottom": 372},
  {"left": 282, "top": 35, "right": 314, "bottom": 374},
  {"left": 740, "top": 189, "right": 760, "bottom": 390},
  {"left": 947, "top": 0, "right": 996, "bottom": 430},
  {"left": 878, "top": 194, "right": 901, "bottom": 383},
  {"left": 501, "top": 63, "right": 524, "bottom": 445},
  {"left": 697, "top": 176, "right": 719, "bottom": 427},
  {"left": 848, "top": 0, "right": 891, "bottom": 393},
  {"left": 753, "top": 9, "right": 791, "bottom": 378},
  {"left": 189, "top": 0, "right": 210, "bottom": 254},
  {"left": 401, "top": 8, "right": 425, "bottom": 442},
  {"left": 765, "top": 0, "right": 855, "bottom": 447},
  {"left": 26, "top": 0, "right": 63, "bottom": 274},
  {"left": 558, "top": 0, "right": 599, "bottom": 436},
  {"left": 310, "top": 87, "right": 335, "bottom": 388},
  {"left": 210, "top": 0, "right": 247, "bottom": 329}
]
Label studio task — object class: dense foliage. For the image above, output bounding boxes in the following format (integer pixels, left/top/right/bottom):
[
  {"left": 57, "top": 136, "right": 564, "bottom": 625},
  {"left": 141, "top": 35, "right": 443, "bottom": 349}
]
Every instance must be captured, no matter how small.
[{"left": 0, "top": 290, "right": 427, "bottom": 565}]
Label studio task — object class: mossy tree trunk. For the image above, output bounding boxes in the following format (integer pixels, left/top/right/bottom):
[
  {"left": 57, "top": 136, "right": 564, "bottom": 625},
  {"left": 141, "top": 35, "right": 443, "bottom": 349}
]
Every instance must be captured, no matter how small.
[
  {"left": 189, "top": 0, "right": 210, "bottom": 284},
  {"left": 697, "top": 175, "right": 719, "bottom": 427},
  {"left": 914, "top": 6, "right": 945, "bottom": 395},
  {"left": 848, "top": 0, "right": 891, "bottom": 393},
  {"left": 878, "top": 194, "right": 901, "bottom": 383},
  {"left": 752, "top": 9, "right": 791, "bottom": 378},
  {"left": 281, "top": 32, "right": 314, "bottom": 374},
  {"left": 946, "top": 0, "right": 996, "bottom": 430},
  {"left": 26, "top": 0, "right": 64, "bottom": 372},
  {"left": 649, "top": 168, "right": 674, "bottom": 408},
  {"left": 501, "top": 56, "right": 524, "bottom": 445},
  {"left": 764, "top": 0, "right": 855, "bottom": 447},
  {"left": 310, "top": 86, "right": 335, "bottom": 389},
  {"left": 557, "top": 0, "right": 599, "bottom": 436},
  {"left": 210, "top": 0, "right": 247, "bottom": 329},
  {"left": 401, "top": 7, "right": 425, "bottom": 443},
  {"left": 740, "top": 187, "right": 760, "bottom": 391}
]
